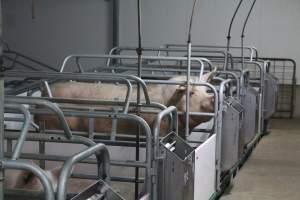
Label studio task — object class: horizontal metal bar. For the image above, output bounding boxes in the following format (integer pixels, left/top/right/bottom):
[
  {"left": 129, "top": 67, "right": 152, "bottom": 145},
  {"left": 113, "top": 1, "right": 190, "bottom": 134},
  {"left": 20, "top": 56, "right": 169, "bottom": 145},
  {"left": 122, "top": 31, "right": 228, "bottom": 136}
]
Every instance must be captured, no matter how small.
[
  {"left": 4, "top": 152, "right": 147, "bottom": 168},
  {"left": 71, "top": 173, "right": 145, "bottom": 183}
]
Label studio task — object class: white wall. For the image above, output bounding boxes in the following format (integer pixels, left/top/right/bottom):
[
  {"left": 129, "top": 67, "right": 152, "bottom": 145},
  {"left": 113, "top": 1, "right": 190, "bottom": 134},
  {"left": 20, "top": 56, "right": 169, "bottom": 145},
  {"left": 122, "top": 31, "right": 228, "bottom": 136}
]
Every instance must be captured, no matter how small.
[
  {"left": 119, "top": 0, "right": 300, "bottom": 83},
  {"left": 2, "top": 0, "right": 113, "bottom": 70}
]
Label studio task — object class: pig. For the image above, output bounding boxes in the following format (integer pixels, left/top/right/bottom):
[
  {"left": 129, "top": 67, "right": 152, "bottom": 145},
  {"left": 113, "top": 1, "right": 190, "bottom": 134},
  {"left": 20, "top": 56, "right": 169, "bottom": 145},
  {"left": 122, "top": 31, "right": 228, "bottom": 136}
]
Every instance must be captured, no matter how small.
[
  {"left": 36, "top": 71, "right": 215, "bottom": 136},
  {"left": 4, "top": 163, "right": 60, "bottom": 192}
]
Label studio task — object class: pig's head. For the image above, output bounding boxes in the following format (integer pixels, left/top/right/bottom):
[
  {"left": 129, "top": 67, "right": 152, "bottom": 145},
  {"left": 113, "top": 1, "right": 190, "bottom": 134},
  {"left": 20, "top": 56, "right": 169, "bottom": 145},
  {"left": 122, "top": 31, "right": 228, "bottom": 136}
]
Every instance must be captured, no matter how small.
[{"left": 169, "top": 70, "right": 216, "bottom": 130}]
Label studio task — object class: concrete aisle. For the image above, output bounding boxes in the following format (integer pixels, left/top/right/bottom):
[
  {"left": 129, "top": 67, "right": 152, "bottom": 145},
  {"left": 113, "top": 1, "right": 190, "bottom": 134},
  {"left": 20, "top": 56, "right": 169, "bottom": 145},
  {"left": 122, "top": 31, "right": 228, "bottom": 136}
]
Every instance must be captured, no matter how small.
[{"left": 221, "top": 119, "right": 300, "bottom": 200}]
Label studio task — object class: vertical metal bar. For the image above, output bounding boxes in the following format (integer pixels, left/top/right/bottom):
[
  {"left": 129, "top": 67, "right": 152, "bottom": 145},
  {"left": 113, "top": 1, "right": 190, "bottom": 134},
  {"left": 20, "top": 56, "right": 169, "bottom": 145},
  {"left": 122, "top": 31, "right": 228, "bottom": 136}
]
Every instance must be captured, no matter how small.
[
  {"left": 39, "top": 122, "right": 46, "bottom": 169},
  {"left": 110, "top": 108, "right": 118, "bottom": 141},
  {"left": 0, "top": 0, "right": 4, "bottom": 198},
  {"left": 185, "top": 42, "right": 191, "bottom": 138},
  {"left": 135, "top": 0, "right": 143, "bottom": 199},
  {"left": 241, "top": 0, "right": 257, "bottom": 71},
  {"left": 290, "top": 59, "right": 296, "bottom": 118},
  {"left": 185, "top": 0, "right": 199, "bottom": 138},
  {"left": 88, "top": 108, "right": 95, "bottom": 140},
  {"left": 226, "top": 0, "right": 243, "bottom": 69},
  {"left": 0, "top": 76, "right": 4, "bottom": 200},
  {"left": 112, "top": 0, "right": 119, "bottom": 48}
]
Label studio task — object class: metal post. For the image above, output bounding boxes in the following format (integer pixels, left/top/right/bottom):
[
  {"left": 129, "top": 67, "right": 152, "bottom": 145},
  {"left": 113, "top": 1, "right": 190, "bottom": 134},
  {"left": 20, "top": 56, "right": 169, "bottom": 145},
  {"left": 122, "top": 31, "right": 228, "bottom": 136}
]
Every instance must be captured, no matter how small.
[
  {"left": 185, "top": 42, "right": 191, "bottom": 138},
  {"left": 185, "top": 0, "right": 199, "bottom": 138},
  {"left": 0, "top": 1, "right": 4, "bottom": 197},
  {"left": 0, "top": 75, "right": 4, "bottom": 200},
  {"left": 112, "top": 0, "right": 119, "bottom": 48},
  {"left": 39, "top": 122, "right": 46, "bottom": 169},
  {"left": 135, "top": 0, "right": 143, "bottom": 199}
]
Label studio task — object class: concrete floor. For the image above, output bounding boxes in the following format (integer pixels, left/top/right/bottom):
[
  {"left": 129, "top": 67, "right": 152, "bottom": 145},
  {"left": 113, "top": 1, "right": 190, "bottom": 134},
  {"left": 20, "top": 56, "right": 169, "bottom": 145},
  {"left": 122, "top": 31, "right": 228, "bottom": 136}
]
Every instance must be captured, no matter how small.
[{"left": 221, "top": 119, "right": 300, "bottom": 200}]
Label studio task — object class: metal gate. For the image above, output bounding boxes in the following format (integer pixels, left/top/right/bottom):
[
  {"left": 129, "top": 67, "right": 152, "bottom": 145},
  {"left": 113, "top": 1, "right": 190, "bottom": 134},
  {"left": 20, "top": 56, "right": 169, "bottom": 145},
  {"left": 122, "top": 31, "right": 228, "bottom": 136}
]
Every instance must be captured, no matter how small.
[{"left": 260, "top": 58, "right": 296, "bottom": 118}]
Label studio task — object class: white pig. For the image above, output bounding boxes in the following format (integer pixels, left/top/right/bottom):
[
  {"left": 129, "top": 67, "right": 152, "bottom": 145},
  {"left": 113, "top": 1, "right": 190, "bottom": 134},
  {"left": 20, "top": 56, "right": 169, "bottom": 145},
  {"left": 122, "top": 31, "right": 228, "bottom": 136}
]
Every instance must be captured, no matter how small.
[{"left": 36, "top": 71, "right": 215, "bottom": 136}]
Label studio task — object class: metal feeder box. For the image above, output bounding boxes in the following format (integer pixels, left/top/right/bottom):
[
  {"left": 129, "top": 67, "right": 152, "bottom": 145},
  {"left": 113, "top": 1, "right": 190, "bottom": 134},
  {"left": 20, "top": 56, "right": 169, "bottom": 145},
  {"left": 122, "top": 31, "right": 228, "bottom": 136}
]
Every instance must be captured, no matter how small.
[
  {"left": 158, "top": 132, "right": 216, "bottom": 200},
  {"left": 241, "top": 86, "right": 258, "bottom": 144},
  {"left": 71, "top": 180, "right": 125, "bottom": 200},
  {"left": 221, "top": 97, "right": 244, "bottom": 172},
  {"left": 264, "top": 73, "right": 279, "bottom": 119}
]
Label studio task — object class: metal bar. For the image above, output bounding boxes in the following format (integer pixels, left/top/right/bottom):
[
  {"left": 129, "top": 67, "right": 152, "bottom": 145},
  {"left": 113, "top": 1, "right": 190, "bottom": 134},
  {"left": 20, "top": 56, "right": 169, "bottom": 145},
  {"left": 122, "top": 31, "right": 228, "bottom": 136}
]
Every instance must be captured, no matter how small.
[
  {"left": 241, "top": 0, "right": 257, "bottom": 71},
  {"left": 59, "top": 54, "right": 204, "bottom": 78},
  {"left": 1, "top": 160, "right": 55, "bottom": 200},
  {"left": 112, "top": 0, "right": 119, "bottom": 47},
  {"left": 4, "top": 152, "right": 147, "bottom": 168},
  {"left": 152, "top": 106, "right": 178, "bottom": 200},
  {"left": 57, "top": 143, "right": 110, "bottom": 200},
  {"left": 3, "top": 50, "right": 58, "bottom": 72},
  {"left": 0, "top": 3, "right": 4, "bottom": 198},
  {"left": 3, "top": 70, "right": 152, "bottom": 105},
  {"left": 5, "top": 96, "right": 73, "bottom": 139},
  {"left": 5, "top": 95, "right": 165, "bottom": 111},
  {"left": 71, "top": 173, "right": 145, "bottom": 183},
  {"left": 107, "top": 46, "right": 227, "bottom": 70},
  {"left": 227, "top": 0, "right": 244, "bottom": 52},
  {"left": 0, "top": 73, "right": 4, "bottom": 200},
  {"left": 216, "top": 79, "right": 234, "bottom": 191},
  {"left": 165, "top": 44, "right": 255, "bottom": 60},
  {"left": 5, "top": 104, "right": 31, "bottom": 160}
]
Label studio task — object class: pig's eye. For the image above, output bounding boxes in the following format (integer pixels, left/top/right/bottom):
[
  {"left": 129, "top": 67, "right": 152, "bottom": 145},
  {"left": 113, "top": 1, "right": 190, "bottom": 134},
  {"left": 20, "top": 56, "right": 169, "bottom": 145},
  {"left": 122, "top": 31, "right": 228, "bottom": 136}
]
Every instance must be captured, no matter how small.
[{"left": 189, "top": 91, "right": 195, "bottom": 96}]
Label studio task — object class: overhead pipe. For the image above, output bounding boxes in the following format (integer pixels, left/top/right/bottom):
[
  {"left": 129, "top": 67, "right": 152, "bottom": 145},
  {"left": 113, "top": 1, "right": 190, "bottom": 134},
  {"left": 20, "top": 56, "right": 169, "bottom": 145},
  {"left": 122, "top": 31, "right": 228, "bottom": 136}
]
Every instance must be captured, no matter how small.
[
  {"left": 185, "top": 0, "right": 199, "bottom": 139},
  {"left": 226, "top": 0, "right": 244, "bottom": 70},
  {"left": 241, "top": 0, "right": 257, "bottom": 71}
]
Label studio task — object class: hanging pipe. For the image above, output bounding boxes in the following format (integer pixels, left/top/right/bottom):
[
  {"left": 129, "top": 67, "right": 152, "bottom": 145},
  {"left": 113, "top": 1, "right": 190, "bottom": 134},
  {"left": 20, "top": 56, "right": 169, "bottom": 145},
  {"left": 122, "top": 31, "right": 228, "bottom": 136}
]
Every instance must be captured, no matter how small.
[
  {"left": 185, "top": 0, "right": 199, "bottom": 139},
  {"left": 226, "top": 0, "right": 244, "bottom": 70},
  {"left": 241, "top": 0, "right": 257, "bottom": 71}
]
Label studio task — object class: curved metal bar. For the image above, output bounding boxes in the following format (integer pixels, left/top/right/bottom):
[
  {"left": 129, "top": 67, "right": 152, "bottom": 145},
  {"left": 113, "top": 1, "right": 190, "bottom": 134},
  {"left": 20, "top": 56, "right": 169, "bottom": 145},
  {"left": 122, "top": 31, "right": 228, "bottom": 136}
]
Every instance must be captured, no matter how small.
[
  {"left": 108, "top": 46, "right": 216, "bottom": 72},
  {"left": 106, "top": 47, "right": 120, "bottom": 66},
  {"left": 1, "top": 160, "right": 55, "bottom": 200},
  {"left": 251, "top": 46, "right": 259, "bottom": 61},
  {"left": 165, "top": 44, "right": 255, "bottom": 63},
  {"left": 4, "top": 104, "right": 31, "bottom": 160},
  {"left": 57, "top": 143, "right": 110, "bottom": 200},
  {"left": 75, "top": 57, "right": 84, "bottom": 73},
  {"left": 216, "top": 79, "right": 235, "bottom": 191},
  {"left": 20, "top": 106, "right": 154, "bottom": 197},
  {"left": 215, "top": 71, "right": 240, "bottom": 97},
  {"left": 241, "top": 0, "right": 257, "bottom": 39},
  {"left": 5, "top": 97, "right": 73, "bottom": 139},
  {"left": 187, "top": 0, "right": 199, "bottom": 43},
  {"left": 152, "top": 106, "right": 177, "bottom": 200},
  {"left": 241, "top": 0, "right": 257, "bottom": 71},
  {"left": 59, "top": 54, "right": 204, "bottom": 79},
  {"left": 43, "top": 81, "right": 53, "bottom": 98},
  {"left": 226, "top": 0, "right": 244, "bottom": 51},
  {"left": 152, "top": 106, "right": 178, "bottom": 157},
  {"left": 3, "top": 70, "right": 148, "bottom": 106}
]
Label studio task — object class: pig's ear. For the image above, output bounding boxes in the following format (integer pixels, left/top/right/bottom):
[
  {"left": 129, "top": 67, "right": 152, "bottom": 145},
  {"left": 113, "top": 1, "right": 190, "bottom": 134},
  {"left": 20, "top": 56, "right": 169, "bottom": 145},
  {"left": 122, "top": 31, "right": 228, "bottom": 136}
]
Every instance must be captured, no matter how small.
[
  {"left": 167, "top": 85, "right": 187, "bottom": 107},
  {"left": 201, "top": 67, "right": 217, "bottom": 82}
]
